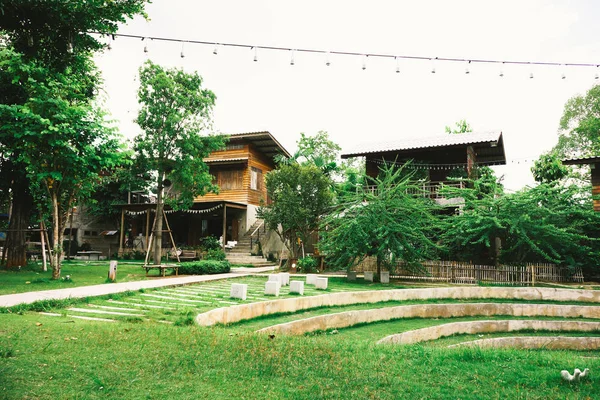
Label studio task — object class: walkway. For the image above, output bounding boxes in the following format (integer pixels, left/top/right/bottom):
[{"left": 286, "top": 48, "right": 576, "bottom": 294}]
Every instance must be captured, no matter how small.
[{"left": 0, "top": 266, "right": 276, "bottom": 308}]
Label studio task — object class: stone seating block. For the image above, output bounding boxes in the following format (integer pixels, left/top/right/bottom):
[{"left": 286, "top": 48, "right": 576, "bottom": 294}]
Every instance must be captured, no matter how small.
[
  {"left": 306, "top": 274, "right": 318, "bottom": 285},
  {"left": 290, "top": 280, "right": 304, "bottom": 295},
  {"left": 347, "top": 271, "right": 357, "bottom": 281},
  {"left": 380, "top": 271, "right": 390, "bottom": 284},
  {"left": 280, "top": 273, "right": 290, "bottom": 286},
  {"left": 230, "top": 283, "right": 248, "bottom": 300},
  {"left": 265, "top": 281, "right": 280, "bottom": 296},
  {"left": 268, "top": 274, "right": 283, "bottom": 289},
  {"left": 364, "top": 271, "right": 374, "bottom": 282},
  {"left": 315, "top": 277, "right": 328, "bottom": 290}
]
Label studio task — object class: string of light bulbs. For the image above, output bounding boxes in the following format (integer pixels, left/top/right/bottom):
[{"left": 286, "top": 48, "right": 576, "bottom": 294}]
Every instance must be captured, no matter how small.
[
  {"left": 367, "top": 157, "right": 540, "bottom": 170},
  {"left": 92, "top": 31, "right": 600, "bottom": 79}
]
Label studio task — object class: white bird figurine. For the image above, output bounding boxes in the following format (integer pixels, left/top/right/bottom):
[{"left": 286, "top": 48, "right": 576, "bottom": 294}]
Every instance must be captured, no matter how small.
[
  {"left": 561, "top": 368, "right": 590, "bottom": 382},
  {"left": 575, "top": 368, "right": 590, "bottom": 379},
  {"left": 561, "top": 369, "right": 581, "bottom": 382}
]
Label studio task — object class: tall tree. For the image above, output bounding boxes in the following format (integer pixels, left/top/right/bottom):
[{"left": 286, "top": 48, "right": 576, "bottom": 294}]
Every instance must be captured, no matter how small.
[
  {"left": 531, "top": 153, "right": 569, "bottom": 185},
  {"left": 0, "top": 48, "right": 125, "bottom": 277},
  {"left": 554, "top": 84, "right": 600, "bottom": 159},
  {"left": 319, "top": 163, "right": 440, "bottom": 280},
  {"left": 258, "top": 163, "right": 334, "bottom": 258},
  {"left": 134, "top": 61, "right": 226, "bottom": 265},
  {"left": 0, "top": 0, "right": 148, "bottom": 269}
]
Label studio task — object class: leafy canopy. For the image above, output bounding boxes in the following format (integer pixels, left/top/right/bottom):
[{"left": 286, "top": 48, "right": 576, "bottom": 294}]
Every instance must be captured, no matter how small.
[
  {"left": 258, "top": 163, "right": 334, "bottom": 258},
  {"left": 319, "top": 162, "right": 441, "bottom": 272},
  {"left": 134, "top": 60, "right": 226, "bottom": 209}
]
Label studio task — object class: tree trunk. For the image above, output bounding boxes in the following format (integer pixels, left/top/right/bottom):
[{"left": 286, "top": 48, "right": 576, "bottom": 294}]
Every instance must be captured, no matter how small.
[
  {"left": 5, "top": 180, "right": 33, "bottom": 269},
  {"left": 376, "top": 255, "right": 382, "bottom": 283},
  {"left": 153, "top": 175, "right": 164, "bottom": 265},
  {"left": 50, "top": 190, "right": 67, "bottom": 280}
]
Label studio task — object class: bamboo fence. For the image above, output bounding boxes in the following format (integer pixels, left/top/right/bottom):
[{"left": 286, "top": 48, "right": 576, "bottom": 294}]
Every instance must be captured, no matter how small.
[{"left": 354, "top": 258, "right": 584, "bottom": 285}]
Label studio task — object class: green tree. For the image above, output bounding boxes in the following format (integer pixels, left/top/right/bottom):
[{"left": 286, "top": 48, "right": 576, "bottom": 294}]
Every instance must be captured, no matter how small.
[
  {"left": 440, "top": 179, "right": 600, "bottom": 274},
  {"left": 531, "top": 153, "right": 569, "bottom": 185},
  {"left": 554, "top": 84, "right": 600, "bottom": 158},
  {"left": 258, "top": 163, "right": 334, "bottom": 258},
  {"left": 445, "top": 119, "right": 472, "bottom": 134},
  {"left": 276, "top": 131, "right": 341, "bottom": 177},
  {"left": 0, "top": 0, "right": 148, "bottom": 270},
  {"left": 134, "top": 61, "right": 226, "bottom": 265},
  {"left": 0, "top": 48, "right": 125, "bottom": 277},
  {"left": 319, "top": 163, "right": 440, "bottom": 281}
]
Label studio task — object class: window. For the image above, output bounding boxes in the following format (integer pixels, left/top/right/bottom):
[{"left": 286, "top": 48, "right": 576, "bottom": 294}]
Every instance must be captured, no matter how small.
[
  {"left": 216, "top": 169, "right": 243, "bottom": 190},
  {"left": 250, "top": 167, "right": 263, "bottom": 191}
]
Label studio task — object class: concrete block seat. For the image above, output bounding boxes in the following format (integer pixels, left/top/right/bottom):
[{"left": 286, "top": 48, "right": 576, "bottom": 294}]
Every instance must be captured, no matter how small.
[{"left": 143, "top": 264, "right": 179, "bottom": 277}]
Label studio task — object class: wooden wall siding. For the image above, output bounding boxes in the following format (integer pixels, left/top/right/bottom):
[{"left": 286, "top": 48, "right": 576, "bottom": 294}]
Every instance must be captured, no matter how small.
[
  {"left": 208, "top": 144, "right": 250, "bottom": 160},
  {"left": 592, "top": 164, "right": 600, "bottom": 212},
  {"left": 247, "top": 144, "right": 276, "bottom": 206}
]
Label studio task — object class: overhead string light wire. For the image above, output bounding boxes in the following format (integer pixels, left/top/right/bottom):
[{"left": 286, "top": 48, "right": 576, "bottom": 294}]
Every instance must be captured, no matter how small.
[{"left": 91, "top": 32, "right": 599, "bottom": 76}]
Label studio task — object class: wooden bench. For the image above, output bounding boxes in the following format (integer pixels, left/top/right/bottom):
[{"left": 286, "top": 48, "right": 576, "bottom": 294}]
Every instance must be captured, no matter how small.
[
  {"left": 168, "top": 250, "right": 199, "bottom": 262},
  {"left": 142, "top": 264, "right": 179, "bottom": 277}
]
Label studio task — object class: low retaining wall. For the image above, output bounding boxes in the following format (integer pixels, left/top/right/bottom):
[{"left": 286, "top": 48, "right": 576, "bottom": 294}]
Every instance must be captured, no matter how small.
[
  {"left": 256, "top": 303, "right": 600, "bottom": 335},
  {"left": 448, "top": 336, "right": 600, "bottom": 350},
  {"left": 377, "top": 320, "right": 600, "bottom": 345},
  {"left": 196, "top": 286, "right": 600, "bottom": 326}
]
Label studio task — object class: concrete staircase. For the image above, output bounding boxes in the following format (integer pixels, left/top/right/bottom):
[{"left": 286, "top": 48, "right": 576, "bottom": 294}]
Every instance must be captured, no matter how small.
[{"left": 226, "top": 219, "right": 274, "bottom": 267}]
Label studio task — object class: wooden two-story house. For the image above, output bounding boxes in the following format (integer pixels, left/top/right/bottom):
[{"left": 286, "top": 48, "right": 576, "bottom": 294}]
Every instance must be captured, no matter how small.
[
  {"left": 341, "top": 131, "right": 506, "bottom": 205},
  {"left": 118, "top": 131, "right": 290, "bottom": 254}
]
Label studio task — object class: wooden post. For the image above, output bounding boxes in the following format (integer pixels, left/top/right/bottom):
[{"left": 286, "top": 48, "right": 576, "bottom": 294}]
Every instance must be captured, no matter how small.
[
  {"left": 222, "top": 204, "right": 227, "bottom": 251},
  {"left": 531, "top": 264, "right": 536, "bottom": 287},
  {"left": 145, "top": 209, "right": 150, "bottom": 251},
  {"left": 119, "top": 208, "right": 125, "bottom": 255}
]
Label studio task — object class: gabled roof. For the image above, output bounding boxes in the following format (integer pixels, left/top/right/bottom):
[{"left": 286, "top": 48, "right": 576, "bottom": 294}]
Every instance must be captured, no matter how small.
[
  {"left": 227, "top": 131, "right": 291, "bottom": 160},
  {"left": 342, "top": 131, "right": 504, "bottom": 158}
]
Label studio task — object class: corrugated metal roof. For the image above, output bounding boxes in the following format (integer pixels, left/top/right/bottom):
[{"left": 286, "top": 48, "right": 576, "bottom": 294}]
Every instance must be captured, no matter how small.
[
  {"left": 562, "top": 156, "right": 600, "bottom": 165},
  {"left": 342, "top": 131, "right": 502, "bottom": 158},
  {"left": 225, "top": 131, "right": 292, "bottom": 159},
  {"left": 203, "top": 157, "right": 249, "bottom": 163}
]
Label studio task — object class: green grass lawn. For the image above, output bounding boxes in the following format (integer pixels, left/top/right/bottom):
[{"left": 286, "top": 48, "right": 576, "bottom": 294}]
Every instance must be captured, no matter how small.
[
  {"left": 1, "top": 312, "right": 598, "bottom": 399},
  {"left": 0, "top": 260, "right": 151, "bottom": 295}
]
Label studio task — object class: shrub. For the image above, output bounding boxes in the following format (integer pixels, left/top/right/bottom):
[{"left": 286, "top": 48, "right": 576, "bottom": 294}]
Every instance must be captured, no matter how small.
[
  {"left": 205, "top": 248, "right": 226, "bottom": 261},
  {"left": 178, "top": 260, "right": 230, "bottom": 275},
  {"left": 297, "top": 256, "right": 318, "bottom": 273},
  {"left": 200, "top": 236, "right": 221, "bottom": 251}
]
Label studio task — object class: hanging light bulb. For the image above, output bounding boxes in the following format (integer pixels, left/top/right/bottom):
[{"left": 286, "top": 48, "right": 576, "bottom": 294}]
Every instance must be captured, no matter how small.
[
  {"left": 325, "top": 51, "right": 331, "bottom": 66},
  {"left": 290, "top": 49, "right": 295, "bottom": 66},
  {"left": 362, "top": 55, "right": 368, "bottom": 70},
  {"left": 465, "top": 60, "right": 471, "bottom": 75},
  {"left": 213, "top": 43, "right": 218, "bottom": 55},
  {"left": 595, "top": 65, "right": 599, "bottom": 80},
  {"left": 499, "top": 61, "right": 504, "bottom": 77},
  {"left": 529, "top": 63, "right": 534, "bottom": 79},
  {"left": 106, "top": 35, "right": 112, "bottom": 50},
  {"left": 253, "top": 46, "right": 258, "bottom": 62},
  {"left": 395, "top": 56, "right": 400, "bottom": 73},
  {"left": 431, "top": 57, "right": 436, "bottom": 74},
  {"left": 180, "top": 41, "right": 185, "bottom": 58},
  {"left": 142, "top": 37, "right": 148, "bottom": 54},
  {"left": 561, "top": 64, "right": 566, "bottom": 80}
]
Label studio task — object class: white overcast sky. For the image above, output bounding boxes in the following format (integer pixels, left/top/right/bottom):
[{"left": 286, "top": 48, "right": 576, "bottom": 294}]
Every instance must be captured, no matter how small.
[{"left": 94, "top": 0, "right": 600, "bottom": 191}]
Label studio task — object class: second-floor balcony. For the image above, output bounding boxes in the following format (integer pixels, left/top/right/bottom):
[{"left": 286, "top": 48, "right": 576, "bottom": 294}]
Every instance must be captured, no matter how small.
[{"left": 366, "top": 180, "right": 466, "bottom": 202}]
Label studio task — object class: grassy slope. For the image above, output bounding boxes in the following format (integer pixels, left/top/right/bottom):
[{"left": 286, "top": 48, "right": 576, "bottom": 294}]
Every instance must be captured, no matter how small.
[{"left": 1, "top": 313, "right": 598, "bottom": 399}]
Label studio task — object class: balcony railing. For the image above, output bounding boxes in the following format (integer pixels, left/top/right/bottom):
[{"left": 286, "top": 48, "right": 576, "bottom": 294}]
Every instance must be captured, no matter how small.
[{"left": 366, "top": 180, "right": 465, "bottom": 199}]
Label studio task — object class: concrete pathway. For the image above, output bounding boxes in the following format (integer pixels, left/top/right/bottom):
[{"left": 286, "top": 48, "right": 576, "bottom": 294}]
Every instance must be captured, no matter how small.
[{"left": 0, "top": 266, "right": 276, "bottom": 308}]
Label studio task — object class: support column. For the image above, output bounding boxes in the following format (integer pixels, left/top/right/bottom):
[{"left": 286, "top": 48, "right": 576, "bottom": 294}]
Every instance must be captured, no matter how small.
[
  {"left": 222, "top": 204, "right": 227, "bottom": 251},
  {"left": 466, "top": 145, "right": 476, "bottom": 180},
  {"left": 119, "top": 208, "right": 125, "bottom": 255}
]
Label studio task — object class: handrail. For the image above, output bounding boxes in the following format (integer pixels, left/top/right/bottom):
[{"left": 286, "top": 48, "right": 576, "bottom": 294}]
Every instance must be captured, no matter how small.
[{"left": 250, "top": 220, "right": 264, "bottom": 237}]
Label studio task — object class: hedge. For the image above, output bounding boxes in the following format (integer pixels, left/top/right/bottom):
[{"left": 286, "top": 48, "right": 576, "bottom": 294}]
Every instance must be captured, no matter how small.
[{"left": 178, "top": 260, "right": 231, "bottom": 275}]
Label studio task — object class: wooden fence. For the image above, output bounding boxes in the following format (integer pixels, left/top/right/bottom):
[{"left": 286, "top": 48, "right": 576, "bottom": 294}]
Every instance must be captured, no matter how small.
[{"left": 354, "top": 258, "right": 584, "bottom": 285}]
